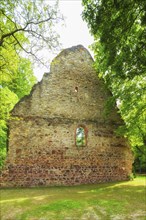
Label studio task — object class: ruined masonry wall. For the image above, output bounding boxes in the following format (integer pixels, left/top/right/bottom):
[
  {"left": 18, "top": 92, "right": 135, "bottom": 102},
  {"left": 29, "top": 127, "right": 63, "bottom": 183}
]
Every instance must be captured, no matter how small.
[
  {"left": 2, "top": 118, "right": 132, "bottom": 187},
  {"left": 0, "top": 45, "right": 133, "bottom": 187},
  {"left": 12, "top": 45, "right": 119, "bottom": 123}
]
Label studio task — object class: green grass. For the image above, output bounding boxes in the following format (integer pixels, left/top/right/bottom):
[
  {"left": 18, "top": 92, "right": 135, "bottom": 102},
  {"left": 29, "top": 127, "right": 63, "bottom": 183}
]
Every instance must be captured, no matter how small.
[{"left": 0, "top": 175, "right": 146, "bottom": 220}]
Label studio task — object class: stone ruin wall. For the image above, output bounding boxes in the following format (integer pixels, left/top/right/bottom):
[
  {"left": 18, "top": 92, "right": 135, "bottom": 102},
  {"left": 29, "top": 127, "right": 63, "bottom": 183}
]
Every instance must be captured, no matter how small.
[
  {"left": 0, "top": 45, "right": 133, "bottom": 187},
  {"left": 2, "top": 118, "right": 132, "bottom": 187}
]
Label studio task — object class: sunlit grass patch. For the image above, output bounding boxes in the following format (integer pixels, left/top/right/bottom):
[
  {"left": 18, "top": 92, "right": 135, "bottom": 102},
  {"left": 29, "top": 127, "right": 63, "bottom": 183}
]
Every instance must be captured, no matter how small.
[{"left": 19, "top": 200, "right": 84, "bottom": 220}]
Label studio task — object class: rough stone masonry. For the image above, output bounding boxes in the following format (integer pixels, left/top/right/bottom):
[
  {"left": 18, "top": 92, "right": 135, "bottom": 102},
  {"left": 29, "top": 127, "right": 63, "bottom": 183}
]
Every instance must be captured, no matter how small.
[{"left": 0, "top": 45, "right": 133, "bottom": 187}]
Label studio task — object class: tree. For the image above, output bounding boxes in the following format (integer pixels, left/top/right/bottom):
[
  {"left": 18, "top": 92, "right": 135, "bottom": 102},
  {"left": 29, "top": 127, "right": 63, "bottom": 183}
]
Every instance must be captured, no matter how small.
[
  {"left": 82, "top": 0, "right": 146, "bottom": 172},
  {"left": 0, "top": 87, "right": 18, "bottom": 168},
  {"left": 0, "top": 0, "right": 63, "bottom": 73},
  {"left": 6, "top": 58, "right": 37, "bottom": 99},
  {"left": 0, "top": 57, "right": 36, "bottom": 169}
]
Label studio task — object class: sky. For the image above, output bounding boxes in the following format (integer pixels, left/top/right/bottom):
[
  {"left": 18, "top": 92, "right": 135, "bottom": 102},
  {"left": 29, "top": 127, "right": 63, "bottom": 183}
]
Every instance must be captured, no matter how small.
[{"left": 34, "top": 0, "right": 93, "bottom": 81}]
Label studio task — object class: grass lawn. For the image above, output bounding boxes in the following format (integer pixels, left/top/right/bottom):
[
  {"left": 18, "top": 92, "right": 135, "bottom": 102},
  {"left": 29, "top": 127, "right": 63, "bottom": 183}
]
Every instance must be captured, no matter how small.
[{"left": 0, "top": 175, "right": 146, "bottom": 220}]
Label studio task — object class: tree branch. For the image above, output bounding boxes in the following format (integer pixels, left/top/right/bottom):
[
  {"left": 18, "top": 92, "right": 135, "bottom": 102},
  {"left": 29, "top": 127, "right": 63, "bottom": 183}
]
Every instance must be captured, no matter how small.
[
  {"left": 0, "top": 25, "right": 28, "bottom": 46},
  {"left": 136, "top": 146, "right": 145, "bottom": 155},
  {"left": 12, "top": 34, "right": 46, "bottom": 66},
  {"left": 0, "top": 11, "right": 53, "bottom": 47}
]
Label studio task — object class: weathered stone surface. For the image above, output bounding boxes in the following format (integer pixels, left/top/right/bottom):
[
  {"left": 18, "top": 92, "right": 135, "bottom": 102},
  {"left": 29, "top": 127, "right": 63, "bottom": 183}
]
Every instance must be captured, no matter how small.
[{"left": 0, "top": 45, "right": 133, "bottom": 187}]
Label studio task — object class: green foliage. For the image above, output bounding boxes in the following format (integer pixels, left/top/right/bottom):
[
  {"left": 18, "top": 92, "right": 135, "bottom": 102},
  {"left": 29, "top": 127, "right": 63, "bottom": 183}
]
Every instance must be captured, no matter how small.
[
  {"left": 0, "top": 61, "right": 36, "bottom": 169},
  {"left": 76, "top": 127, "right": 86, "bottom": 147},
  {"left": 0, "top": 120, "right": 7, "bottom": 168},
  {"left": 133, "top": 146, "right": 146, "bottom": 173},
  {"left": 0, "top": 87, "right": 18, "bottom": 168},
  {"left": 82, "top": 0, "right": 146, "bottom": 172},
  {"left": 0, "top": 87, "right": 18, "bottom": 120},
  {"left": 0, "top": 0, "right": 63, "bottom": 68},
  {"left": 5, "top": 58, "right": 36, "bottom": 99}
]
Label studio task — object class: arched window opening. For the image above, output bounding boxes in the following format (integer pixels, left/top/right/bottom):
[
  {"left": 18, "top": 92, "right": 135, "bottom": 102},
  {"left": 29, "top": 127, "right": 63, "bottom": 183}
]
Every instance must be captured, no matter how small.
[
  {"left": 76, "top": 127, "right": 86, "bottom": 147},
  {"left": 75, "top": 86, "right": 78, "bottom": 92}
]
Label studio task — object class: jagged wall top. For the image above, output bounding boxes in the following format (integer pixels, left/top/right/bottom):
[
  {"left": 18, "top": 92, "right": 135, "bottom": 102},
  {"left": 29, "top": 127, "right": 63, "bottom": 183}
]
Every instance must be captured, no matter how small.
[{"left": 11, "top": 45, "right": 119, "bottom": 123}]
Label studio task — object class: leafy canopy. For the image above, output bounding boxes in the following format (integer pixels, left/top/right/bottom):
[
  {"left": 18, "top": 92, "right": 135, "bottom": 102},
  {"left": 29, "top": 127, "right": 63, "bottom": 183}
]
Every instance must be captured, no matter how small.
[
  {"left": 82, "top": 0, "right": 146, "bottom": 171},
  {"left": 0, "top": 0, "right": 63, "bottom": 70}
]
